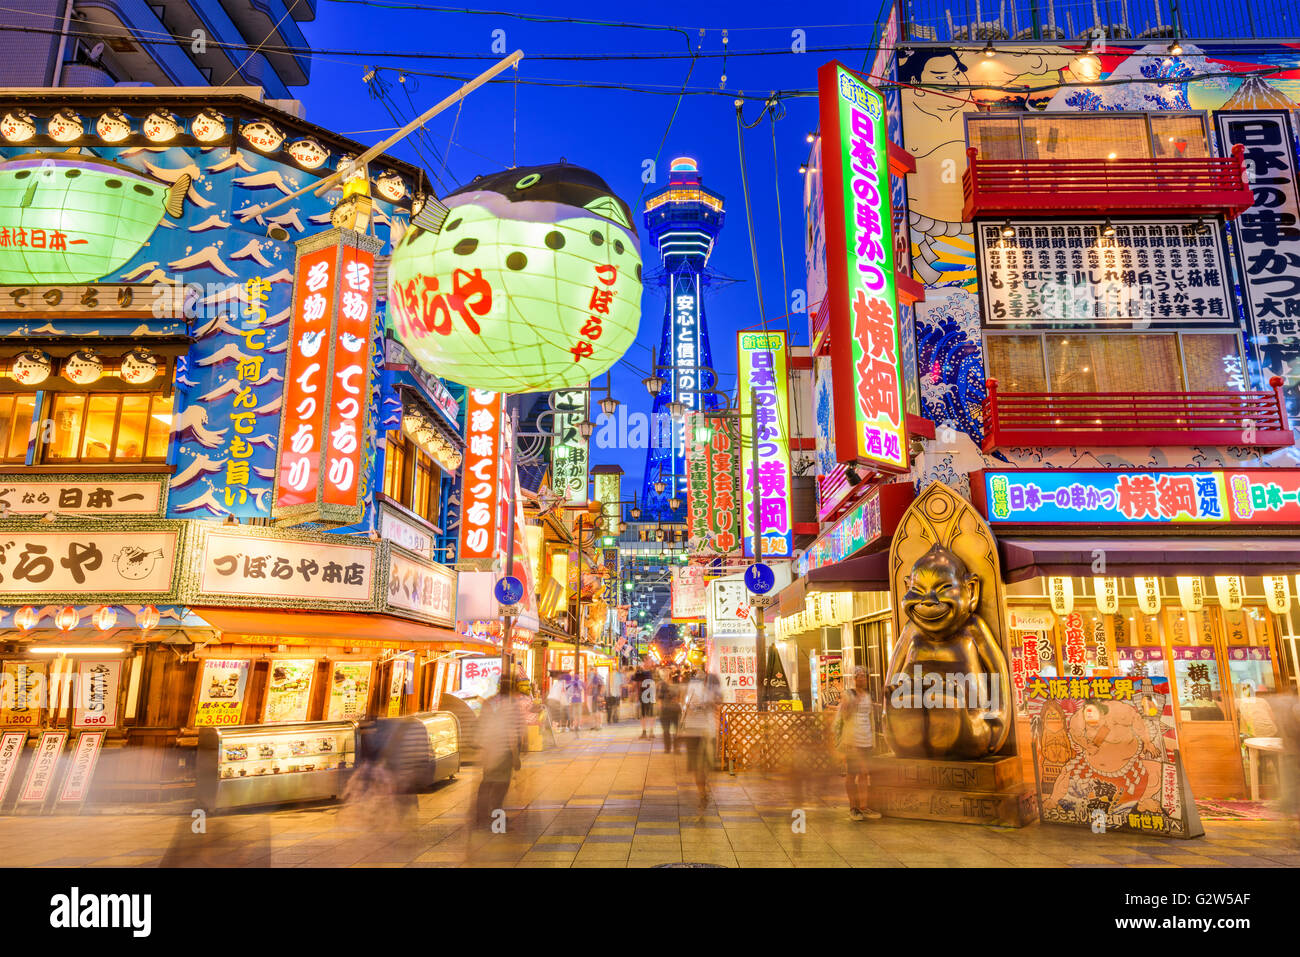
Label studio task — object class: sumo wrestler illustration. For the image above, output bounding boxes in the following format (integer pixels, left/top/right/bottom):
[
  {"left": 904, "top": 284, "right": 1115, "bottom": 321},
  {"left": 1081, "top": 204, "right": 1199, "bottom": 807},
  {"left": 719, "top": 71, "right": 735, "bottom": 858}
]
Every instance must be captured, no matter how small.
[
  {"left": 883, "top": 543, "right": 1012, "bottom": 760},
  {"left": 1047, "top": 698, "right": 1166, "bottom": 816}
]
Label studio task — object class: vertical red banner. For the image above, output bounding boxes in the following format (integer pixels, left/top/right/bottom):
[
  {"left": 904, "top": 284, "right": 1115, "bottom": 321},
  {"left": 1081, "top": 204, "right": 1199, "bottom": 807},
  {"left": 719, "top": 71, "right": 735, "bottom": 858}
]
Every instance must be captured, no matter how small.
[
  {"left": 323, "top": 244, "right": 376, "bottom": 508},
  {"left": 276, "top": 244, "right": 337, "bottom": 510},
  {"left": 459, "top": 389, "right": 504, "bottom": 562}
]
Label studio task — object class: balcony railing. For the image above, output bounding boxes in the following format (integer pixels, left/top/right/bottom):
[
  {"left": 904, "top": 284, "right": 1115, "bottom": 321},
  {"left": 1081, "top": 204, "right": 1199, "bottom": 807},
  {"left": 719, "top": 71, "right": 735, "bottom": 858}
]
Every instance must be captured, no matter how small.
[
  {"left": 962, "top": 146, "right": 1254, "bottom": 221},
  {"left": 981, "top": 378, "right": 1295, "bottom": 452}
]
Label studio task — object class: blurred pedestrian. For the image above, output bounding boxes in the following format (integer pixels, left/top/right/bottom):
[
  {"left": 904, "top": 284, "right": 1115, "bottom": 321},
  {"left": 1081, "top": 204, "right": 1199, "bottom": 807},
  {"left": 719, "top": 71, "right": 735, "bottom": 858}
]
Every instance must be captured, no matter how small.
[
  {"left": 607, "top": 667, "right": 624, "bottom": 724},
  {"left": 566, "top": 671, "right": 585, "bottom": 732},
  {"left": 474, "top": 676, "right": 525, "bottom": 828},
  {"left": 1270, "top": 688, "right": 1300, "bottom": 841},
  {"left": 658, "top": 672, "right": 682, "bottom": 753},
  {"left": 682, "top": 671, "right": 722, "bottom": 807},
  {"left": 634, "top": 659, "right": 656, "bottom": 740},
  {"left": 833, "top": 666, "right": 881, "bottom": 821},
  {"left": 588, "top": 669, "right": 606, "bottom": 730},
  {"left": 547, "top": 671, "right": 568, "bottom": 731}
]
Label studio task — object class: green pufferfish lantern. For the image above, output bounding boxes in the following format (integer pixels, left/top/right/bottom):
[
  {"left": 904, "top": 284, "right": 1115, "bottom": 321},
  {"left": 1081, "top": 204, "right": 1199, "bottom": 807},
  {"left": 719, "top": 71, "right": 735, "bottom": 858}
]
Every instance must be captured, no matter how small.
[{"left": 388, "top": 162, "right": 642, "bottom": 392}]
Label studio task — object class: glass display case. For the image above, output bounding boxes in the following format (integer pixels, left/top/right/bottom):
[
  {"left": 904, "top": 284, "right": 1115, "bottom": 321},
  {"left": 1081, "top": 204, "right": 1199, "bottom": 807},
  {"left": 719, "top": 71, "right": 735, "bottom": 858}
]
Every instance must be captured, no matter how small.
[
  {"left": 438, "top": 692, "right": 481, "bottom": 760},
  {"left": 197, "top": 720, "right": 357, "bottom": 810},
  {"left": 366, "top": 711, "right": 460, "bottom": 791}
]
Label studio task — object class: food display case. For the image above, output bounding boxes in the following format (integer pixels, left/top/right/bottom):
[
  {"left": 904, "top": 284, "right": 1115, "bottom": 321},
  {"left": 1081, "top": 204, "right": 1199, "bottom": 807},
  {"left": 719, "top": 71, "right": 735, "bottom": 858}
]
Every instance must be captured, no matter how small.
[
  {"left": 197, "top": 720, "right": 357, "bottom": 810},
  {"left": 438, "top": 692, "right": 482, "bottom": 761},
  {"left": 366, "top": 711, "right": 461, "bottom": 791}
]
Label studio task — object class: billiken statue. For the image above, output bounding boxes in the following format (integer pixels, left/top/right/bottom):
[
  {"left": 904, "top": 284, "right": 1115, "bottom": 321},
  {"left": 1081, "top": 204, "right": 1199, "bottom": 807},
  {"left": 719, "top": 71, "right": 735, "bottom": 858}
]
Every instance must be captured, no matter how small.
[{"left": 883, "top": 544, "right": 1012, "bottom": 760}]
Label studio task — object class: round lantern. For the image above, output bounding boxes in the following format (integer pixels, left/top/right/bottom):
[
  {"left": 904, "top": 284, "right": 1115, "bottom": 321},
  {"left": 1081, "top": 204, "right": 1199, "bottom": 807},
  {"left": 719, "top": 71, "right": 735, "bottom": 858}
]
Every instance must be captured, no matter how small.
[
  {"left": 55, "top": 606, "right": 79, "bottom": 632},
  {"left": 96, "top": 109, "right": 131, "bottom": 143},
  {"left": 287, "top": 137, "right": 329, "bottom": 169},
  {"left": 241, "top": 119, "right": 285, "bottom": 153},
  {"left": 120, "top": 348, "right": 161, "bottom": 385},
  {"left": 62, "top": 349, "right": 103, "bottom": 385},
  {"left": 47, "top": 109, "right": 84, "bottom": 143},
  {"left": 375, "top": 170, "right": 406, "bottom": 202},
  {"left": 13, "top": 606, "right": 38, "bottom": 631},
  {"left": 388, "top": 162, "right": 643, "bottom": 392},
  {"left": 1, "top": 110, "right": 36, "bottom": 143},
  {"left": 135, "top": 605, "right": 160, "bottom": 631},
  {"left": 93, "top": 605, "right": 118, "bottom": 631},
  {"left": 143, "top": 110, "right": 179, "bottom": 143},
  {"left": 10, "top": 350, "right": 52, "bottom": 386},
  {"left": 191, "top": 109, "right": 226, "bottom": 143}
]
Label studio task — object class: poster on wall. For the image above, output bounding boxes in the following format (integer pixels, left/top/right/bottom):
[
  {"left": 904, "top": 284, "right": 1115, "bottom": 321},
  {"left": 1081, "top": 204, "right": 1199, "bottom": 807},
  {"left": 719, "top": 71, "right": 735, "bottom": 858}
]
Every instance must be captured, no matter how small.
[
  {"left": 737, "top": 330, "right": 794, "bottom": 558},
  {"left": 459, "top": 657, "right": 502, "bottom": 699},
  {"left": 1, "top": 661, "right": 44, "bottom": 727},
  {"left": 194, "top": 659, "right": 250, "bottom": 727},
  {"left": 713, "top": 635, "right": 757, "bottom": 704},
  {"left": 57, "top": 731, "right": 105, "bottom": 805},
  {"left": 327, "top": 661, "right": 373, "bottom": 721},
  {"left": 387, "top": 656, "right": 409, "bottom": 717},
  {"left": 17, "top": 730, "right": 66, "bottom": 805},
  {"left": 263, "top": 659, "right": 316, "bottom": 723},
  {"left": 0, "top": 730, "right": 26, "bottom": 803},
  {"left": 71, "top": 660, "right": 121, "bottom": 730},
  {"left": 671, "top": 563, "right": 707, "bottom": 619},
  {"left": 1027, "top": 675, "right": 1203, "bottom": 838}
]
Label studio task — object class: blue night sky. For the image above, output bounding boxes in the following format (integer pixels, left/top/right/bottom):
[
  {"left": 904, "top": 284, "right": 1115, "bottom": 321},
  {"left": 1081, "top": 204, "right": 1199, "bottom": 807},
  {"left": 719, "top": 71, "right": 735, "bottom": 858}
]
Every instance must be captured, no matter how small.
[{"left": 296, "top": 0, "right": 892, "bottom": 484}]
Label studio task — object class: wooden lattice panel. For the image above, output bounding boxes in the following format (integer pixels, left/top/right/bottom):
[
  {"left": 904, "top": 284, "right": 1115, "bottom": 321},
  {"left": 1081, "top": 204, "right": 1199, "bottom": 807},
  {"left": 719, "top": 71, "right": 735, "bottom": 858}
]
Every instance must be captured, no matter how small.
[{"left": 717, "top": 704, "right": 837, "bottom": 772}]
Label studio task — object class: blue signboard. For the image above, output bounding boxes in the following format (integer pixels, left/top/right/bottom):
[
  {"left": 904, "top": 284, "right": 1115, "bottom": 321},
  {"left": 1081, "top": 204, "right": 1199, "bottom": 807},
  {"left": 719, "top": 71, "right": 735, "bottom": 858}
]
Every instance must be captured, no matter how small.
[
  {"left": 744, "top": 562, "right": 776, "bottom": 595},
  {"left": 494, "top": 575, "right": 524, "bottom": 605}
]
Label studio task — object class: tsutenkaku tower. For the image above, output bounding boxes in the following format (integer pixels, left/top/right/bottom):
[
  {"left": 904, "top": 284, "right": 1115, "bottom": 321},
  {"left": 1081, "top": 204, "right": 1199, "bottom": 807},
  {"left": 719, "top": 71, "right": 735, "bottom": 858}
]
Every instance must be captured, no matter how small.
[{"left": 640, "top": 157, "right": 725, "bottom": 523}]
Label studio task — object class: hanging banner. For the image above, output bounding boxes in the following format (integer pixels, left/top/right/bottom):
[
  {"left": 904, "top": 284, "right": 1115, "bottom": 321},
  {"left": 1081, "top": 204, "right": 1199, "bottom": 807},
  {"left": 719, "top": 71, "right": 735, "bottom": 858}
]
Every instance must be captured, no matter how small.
[
  {"left": 57, "top": 731, "right": 105, "bottom": 805},
  {"left": 1263, "top": 574, "right": 1291, "bottom": 614},
  {"left": 671, "top": 563, "right": 707, "bottom": 619},
  {"left": 1093, "top": 577, "right": 1119, "bottom": 615},
  {"left": 458, "top": 389, "right": 505, "bottom": 563},
  {"left": 685, "top": 414, "right": 740, "bottom": 555},
  {"left": 1061, "top": 612, "right": 1086, "bottom": 678},
  {"left": 817, "top": 60, "right": 907, "bottom": 473},
  {"left": 1, "top": 661, "right": 43, "bottom": 727},
  {"left": 593, "top": 469, "right": 622, "bottom": 537},
  {"left": 1049, "top": 577, "right": 1074, "bottom": 615},
  {"left": 1215, "top": 575, "right": 1244, "bottom": 611},
  {"left": 71, "top": 660, "right": 121, "bottom": 730},
  {"left": 1175, "top": 576, "right": 1205, "bottom": 613},
  {"left": 1134, "top": 577, "right": 1162, "bottom": 615},
  {"left": 1214, "top": 111, "right": 1300, "bottom": 417},
  {"left": 550, "top": 390, "right": 589, "bottom": 506},
  {"left": 18, "top": 730, "right": 66, "bottom": 805},
  {"left": 738, "top": 330, "right": 793, "bottom": 558},
  {"left": 194, "top": 658, "right": 250, "bottom": 727},
  {"left": 273, "top": 229, "right": 382, "bottom": 526}
]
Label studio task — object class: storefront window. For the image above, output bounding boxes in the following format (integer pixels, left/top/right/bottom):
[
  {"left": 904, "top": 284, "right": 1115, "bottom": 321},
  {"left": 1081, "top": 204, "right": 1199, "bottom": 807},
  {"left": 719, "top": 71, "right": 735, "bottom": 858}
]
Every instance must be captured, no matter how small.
[
  {"left": 382, "top": 430, "right": 442, "bottom": 525},
  {"left": 0, "top": 393, "right": 35, "bottom": 462},
  {"left": 40, "top": 391, "right": 172, "bottom": 464},
  {"left": 967, "top": 111, "right": 1210, "bottom": 161},
  {"left": 987, "top": 333, "right": 1242, "bottom": 394}
]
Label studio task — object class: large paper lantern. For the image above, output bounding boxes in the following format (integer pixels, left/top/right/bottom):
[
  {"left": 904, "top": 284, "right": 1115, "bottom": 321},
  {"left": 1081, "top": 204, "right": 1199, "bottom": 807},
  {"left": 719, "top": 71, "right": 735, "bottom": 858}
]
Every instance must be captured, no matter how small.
[{"left": 388, "top": 162, "right": 643, "bottom": 392}]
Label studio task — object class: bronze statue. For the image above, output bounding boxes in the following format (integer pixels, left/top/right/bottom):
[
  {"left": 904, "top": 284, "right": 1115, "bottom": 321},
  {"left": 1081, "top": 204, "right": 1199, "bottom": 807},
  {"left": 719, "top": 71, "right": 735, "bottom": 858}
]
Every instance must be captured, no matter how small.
[{"left": 883, "top": 543, "right": 1012, "bottom": 760}]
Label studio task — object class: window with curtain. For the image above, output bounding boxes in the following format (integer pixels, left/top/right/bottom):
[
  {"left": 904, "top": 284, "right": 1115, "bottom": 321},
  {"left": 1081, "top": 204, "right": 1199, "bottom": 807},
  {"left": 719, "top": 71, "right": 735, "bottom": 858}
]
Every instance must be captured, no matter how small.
[
  {"left": 986, "top": 335, "right": 1046, "bottom": 392},
  {"left": 382, "top": 430, "right": 443, "bottom": 525},
  {"left": 0, "top": 393, "right": 35, "bottom": 463},
  {"left": 39, "top": 391, "right": 172, "bottom": 464},
  {"left": 969, "top": 112, "right": 1210, "bottom": 162},
  {"left": 969, "top": 118, "right": 1023, "bottom": 160},
  {"left": 1181, "top": 333, "right": 1244, "bottom": 391},
  {"left": 1151, "top": 114, "right": 1210, "bottom": 159},
  {"left": 383, "top": 430, "right": 409, "bottom": 502}
]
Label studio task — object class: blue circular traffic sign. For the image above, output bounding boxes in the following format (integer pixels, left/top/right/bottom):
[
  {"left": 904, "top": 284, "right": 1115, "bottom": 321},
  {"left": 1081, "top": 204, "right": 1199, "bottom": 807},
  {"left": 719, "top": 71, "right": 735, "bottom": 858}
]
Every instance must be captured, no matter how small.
[
  {"left": 744, "top": 562, "right": 775, "bottom": 595},
  {"left": 494, "top": 575, "right": 524, "bottom": 605}
]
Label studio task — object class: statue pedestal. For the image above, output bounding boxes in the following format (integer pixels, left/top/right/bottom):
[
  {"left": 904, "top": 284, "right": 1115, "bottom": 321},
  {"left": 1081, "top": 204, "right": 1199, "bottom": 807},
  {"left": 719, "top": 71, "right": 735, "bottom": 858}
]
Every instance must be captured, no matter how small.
[{"left": 866, "top": 755, "right": 1038, "bottom": 828}]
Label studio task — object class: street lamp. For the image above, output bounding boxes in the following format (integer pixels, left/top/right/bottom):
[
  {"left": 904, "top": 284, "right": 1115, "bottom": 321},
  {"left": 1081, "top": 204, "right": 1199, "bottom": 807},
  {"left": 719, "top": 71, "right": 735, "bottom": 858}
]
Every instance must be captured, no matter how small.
[
  {"left": 668, "top": 496, "right": 681, "bottom": 511},
  {"left": 577, "top": 418, "right": 596, "bottom": 440},
  {"left": 642, "top": 373, "right": 664, "bottom": 397},
  {"left": 599, "top": 394, "right": 619, "bottom": 417},
  {"left": 667, "top": 400, "right": 686, "bottom": 420},
  {"left": 654, "top": 478, "right": 666, "bottom": 495}
]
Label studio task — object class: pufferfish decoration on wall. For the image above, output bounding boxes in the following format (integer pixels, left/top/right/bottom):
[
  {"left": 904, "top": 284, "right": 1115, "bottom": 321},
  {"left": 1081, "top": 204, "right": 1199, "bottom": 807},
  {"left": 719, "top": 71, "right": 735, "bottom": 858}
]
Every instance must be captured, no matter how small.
[{"left": 387, "top": 162, "right": 642, "bottom": 393}]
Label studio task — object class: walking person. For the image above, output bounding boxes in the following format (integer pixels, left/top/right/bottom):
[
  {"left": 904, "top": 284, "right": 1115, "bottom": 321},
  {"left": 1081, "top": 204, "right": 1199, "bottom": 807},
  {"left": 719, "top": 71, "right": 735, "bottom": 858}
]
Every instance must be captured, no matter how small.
[
  {"left": 546, "top": 672, "right": 568, "bottom": 732},
  {"left": 633, "top": 659, "right": 656, "bottom": 740},
  {"left": 566, "top": 671, "right": 585, "bottom": 733},
  {"left": 658, "top": 672, "right": 682, "bottom": 753},
  {"left": 682, "top": 671, "right": 722, "bottom": 808},
  {"left": 588, "top": 669, "right": 606, "bottom": 731},
  {"left": 834, "top": 666, "right": 881, "bottom": 821},
  {"left": 474, "top": 676, "right": 525, "bottom": 828},
  {"left": 606, "top": 667, "right": 623, "bottom": 725}
]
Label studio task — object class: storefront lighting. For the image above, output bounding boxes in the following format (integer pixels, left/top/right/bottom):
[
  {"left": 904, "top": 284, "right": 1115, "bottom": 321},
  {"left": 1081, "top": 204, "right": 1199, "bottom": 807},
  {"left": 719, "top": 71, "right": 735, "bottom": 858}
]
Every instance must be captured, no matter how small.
[
  {"left": 13, "top": 606, "right": 37, "bottom": 631},
  {"left": 642, "top": 374, "right": 665, "bottom": 397},
  {"left": 1000, "top": 220, "right": 1015, "bottom": 239},
  {"left": 191, "top": 109, "right": 227, "bottom": 143},
  {"left": 1, "top": 109, "right": 36, "bottom": 142},
  {"left": 1101, "top": 219, "right": 1116, "bottom": 237},
  {"left": 1168, "top": 40, "right": 1184, "bottom": 56},
  {"left": 93, "top": 605, "right": 117, "bottom": 631},
  {"left": 143, "top": 110, "right": 180, "bottom": 143},
  {"left": 982, "top": 40, "right": 996, "bottom": 57},
  {"left": 55, "top": 606, "right": 79, "bottom": 631},
  {"left": 577, "top": 418, "right": 596, "bottom": 440},
  {"left": 668, "top": 497, "right": 681, "bottom": 511},
  {"left": 30, "top": 646, "right": 125, "bottom": 655},
  {"left": 599, "top": 395, "right": 619, "bottom": 417},
  {"left": 136, "top": 605, "right": 161, "bottom": 631}
]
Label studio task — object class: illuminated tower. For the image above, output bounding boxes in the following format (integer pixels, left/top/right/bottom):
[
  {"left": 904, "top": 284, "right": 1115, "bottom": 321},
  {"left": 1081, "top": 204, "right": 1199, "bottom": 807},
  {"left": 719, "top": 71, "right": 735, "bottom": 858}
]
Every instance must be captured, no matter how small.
[{"left": 640, "top": 157, "right": 725, "bottom": 522}]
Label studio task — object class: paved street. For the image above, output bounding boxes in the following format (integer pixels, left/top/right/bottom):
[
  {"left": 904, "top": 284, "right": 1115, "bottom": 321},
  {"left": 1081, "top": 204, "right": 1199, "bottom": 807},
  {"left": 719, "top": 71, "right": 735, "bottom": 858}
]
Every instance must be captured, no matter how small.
[{"left": 1, "top": 719, "right": 1297, "bottom": 868}]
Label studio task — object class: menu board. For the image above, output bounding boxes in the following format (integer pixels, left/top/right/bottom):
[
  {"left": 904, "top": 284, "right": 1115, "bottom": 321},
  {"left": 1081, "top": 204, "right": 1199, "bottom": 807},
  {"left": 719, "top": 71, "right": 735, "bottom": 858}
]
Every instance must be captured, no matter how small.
[
  {"left": 72, "top": 660, "right": 121, "bottom": 730},
  {"left": 387, "top": 656, "right": 409, "bottom": 717},
  {"left": 0, "top": 731, "right": 27, "bottom": 802},
  {"left": 460, "top": 657, "right": 502, "bottom": 700},
  {"left": 714, "top": 636, "right": 756, "bottom": 704},
  {"left": 327, "top": 662, "right": 373, "bottom": 721},
  {"left": 1, "top": 661, "right": 44, "bottom": 727},
  {"left": 18, "top": 730, "right": 66, "bottom": 804},
  {"left": 57, "top": 731, "right": 105, "bottom": 804},
  {"left": 1026, "top": 675, "right": 1202, "bottom": 838},
  {"left": 194, "top": 659, "right": 250, "bottom": 727},
  {"left": 263, "top": 659, "right": 316, "bottom": 724},
  {"left": 819, "top": 653, "right": 843, "bottom": 712}
]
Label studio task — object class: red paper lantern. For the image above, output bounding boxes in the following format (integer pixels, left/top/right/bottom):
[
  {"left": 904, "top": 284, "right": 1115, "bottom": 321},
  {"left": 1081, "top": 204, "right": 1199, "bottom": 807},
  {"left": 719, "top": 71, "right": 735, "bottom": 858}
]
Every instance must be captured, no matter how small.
[
  {"left": 13, "top": 606, "right": 37, "bottom": 631},
  {"left": 135, "top": 605, "right": 160, "bottom": 631},
  {"left": 55, "top": 606, "right": 79, "bottom": 631},
  {"left": 93, "top": 605, "right": 118, "bottom": 631}
]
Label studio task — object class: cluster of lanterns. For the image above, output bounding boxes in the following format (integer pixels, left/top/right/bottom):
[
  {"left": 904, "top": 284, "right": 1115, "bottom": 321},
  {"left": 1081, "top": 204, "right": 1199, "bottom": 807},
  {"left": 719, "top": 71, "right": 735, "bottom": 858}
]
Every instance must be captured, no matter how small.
[
  {"left": 0, "top": 107, "right": 407, "bottom": 200},
  {"left": 11, "top": 604, "right": 158, "bottom": 633},
  {"left": 773, "top": 592, "right": 854, "bottom": 641},
  {"left": 402, "top": 408, "right": 463, "bottom": 472},
  {"left": 7, "top": 348, "right": 161, "bottom": 387}
]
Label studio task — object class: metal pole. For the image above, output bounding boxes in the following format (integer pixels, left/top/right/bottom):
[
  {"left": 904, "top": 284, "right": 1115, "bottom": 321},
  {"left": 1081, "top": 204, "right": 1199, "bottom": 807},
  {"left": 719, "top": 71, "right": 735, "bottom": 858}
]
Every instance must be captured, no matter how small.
[
  {"left": 749, "top": 385, "right": 767, "bottom": 713},
  {"left": 501, "top": 403, "right": 518, "bottom": 688}
]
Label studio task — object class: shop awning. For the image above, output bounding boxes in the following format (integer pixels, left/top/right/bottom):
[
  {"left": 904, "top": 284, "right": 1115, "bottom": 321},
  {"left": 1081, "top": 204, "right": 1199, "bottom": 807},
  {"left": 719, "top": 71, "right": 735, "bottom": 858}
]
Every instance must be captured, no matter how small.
[
  {"left": 804, "top": 550, "right": 891, "bottom": 591},
  {"left": 999, "top": 536, "right": 1300, "bottom": 582},
  {"left": 191, "top": 607, "right": 475, "bottom": 649}
]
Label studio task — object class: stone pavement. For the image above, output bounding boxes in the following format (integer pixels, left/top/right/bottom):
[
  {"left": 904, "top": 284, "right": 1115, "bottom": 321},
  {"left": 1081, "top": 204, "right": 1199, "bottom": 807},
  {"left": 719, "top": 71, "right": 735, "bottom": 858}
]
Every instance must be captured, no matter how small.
[{"left": 0, "top": 718, "right": 1297, "bottom": 868}]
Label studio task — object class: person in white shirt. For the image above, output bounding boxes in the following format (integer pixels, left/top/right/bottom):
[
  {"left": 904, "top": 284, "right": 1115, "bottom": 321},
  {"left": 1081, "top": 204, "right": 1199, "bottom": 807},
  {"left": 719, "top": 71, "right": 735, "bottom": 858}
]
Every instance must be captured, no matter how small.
[
  {"left": 607, "top": 668, "right": 624, "bottom": 724},
  {"left": 833, "top": 666, "right": 882, "bottom": 822}
]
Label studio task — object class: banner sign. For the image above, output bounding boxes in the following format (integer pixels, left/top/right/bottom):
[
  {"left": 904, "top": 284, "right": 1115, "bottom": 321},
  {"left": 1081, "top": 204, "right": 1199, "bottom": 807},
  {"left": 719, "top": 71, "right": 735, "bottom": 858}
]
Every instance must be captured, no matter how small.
[
  {"left": 0, "top": 475, "right": 165, "bottom": 517},
  {"left": 978, "top": 469, "right": 1300, "bottom": 525},
  {"left": 976, "top": 219, "right": 1233, "bottom": 328},
  {"left": 686, "top": 415, "right": 740, "bottom": 555},
  {"left": 195, "top": 528, "right": 376, "bottom": 606},
  {"left": 386, "top": 549, "right": 456, "bottom": 625},
  {"left": 1215, "top": 110, "right": 1300, "bottom": 418},
  {"left": 713, "top": 635, "right": 757, "bottom": 704},
  {"left": 706, "top": 576, "right": 753, "bottom": 636},
  {"left": 671, "top": 563, "right": 707, "bottom": 619},
  {"left": 0, "top": 731, "right": 26, "bottom": 803},
  {"left": 817, "top": 60, "right": 907, "bottom": 473},
  {"left": 18, "top": 730, "right": 66, "bottom": 804},
  {"left": 72, "top": 660, "right": 121, "bottom": 729},
  {"left": 459, "top": 388, "right": 504, "bottom": 562},
  {"left": 738, "top": 330, "right": 793, "bottom": 558},
  {"left": 194, "top": 658, "right": 250, "bottom": 727},
  {"left": 1026, "top": 675, "right": 1203, "bottom": 838},
  {"left": 550, "top": 390, "right": 589, "bottom": 506},
  {"left": 57, "top": 731, "right": 105, "bottom": 805},
  {"left": 273, "top": 229, "right": 382, "bottom": 526},
  {"left": 0, "top": 527, "right": 181, "bottom": 601}
]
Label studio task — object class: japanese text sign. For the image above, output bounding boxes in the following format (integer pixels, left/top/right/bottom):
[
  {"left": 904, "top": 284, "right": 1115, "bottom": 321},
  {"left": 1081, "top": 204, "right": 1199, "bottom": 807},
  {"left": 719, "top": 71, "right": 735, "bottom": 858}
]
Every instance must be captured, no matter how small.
[
  {"left": 72, "top": 660, "right": 121, "bottom": 729},
  {"left": 459, "top": 389, "right": 504, "bottom": 562},
  {"left": 0, "top": 528, "right": 179, "bottom": 599},
  {"left": 386, "top": 550, "right": 456, "bottom": 625},
  {"left": 550, "top": 390, "right": 589, "bottom": 506},
  {"left": 738, "top": 331, "right": 793, "bottom": 558},
  {"left": 196, "top": 528, "right": 376, "bottom": 606},
  {"left": 274, "top": 229, "right": 382, "bottom": 526},
  {"left": 685, "top": 414, "right": 740, "bottom": 555},
  {"left": 978, "top": 469, "right": 1300, "bottom": 525},
  {"left": 194, "top": 659, "right": 250, "bottom": 728},
  {"left": 818, "top": 61, "right": 907, "bottom": 473}
]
